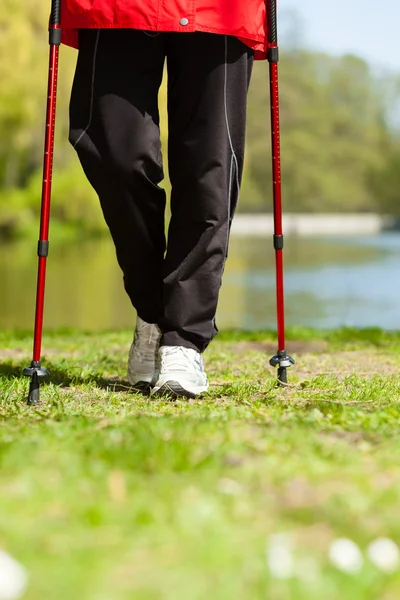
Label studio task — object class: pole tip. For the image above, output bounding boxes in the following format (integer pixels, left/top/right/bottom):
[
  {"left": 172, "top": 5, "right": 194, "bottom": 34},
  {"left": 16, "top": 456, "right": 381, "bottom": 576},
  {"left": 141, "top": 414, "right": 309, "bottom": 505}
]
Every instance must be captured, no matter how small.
[
  {"left": 27, "top": 373, "right": 40, "bottom": 406},
  {"left": 278, "top": 366, "right": 287, "bottom": 385}
]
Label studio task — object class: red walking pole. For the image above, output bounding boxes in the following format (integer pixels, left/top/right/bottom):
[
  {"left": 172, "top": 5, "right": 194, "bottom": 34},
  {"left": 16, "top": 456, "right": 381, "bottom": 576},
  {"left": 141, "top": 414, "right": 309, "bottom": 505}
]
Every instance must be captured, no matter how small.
[
  {"left": 23, "top": 0, "right": 62, "bottom": 405},
  {"left": 267, "top": 0, "right": 295, "bottom": 384}
]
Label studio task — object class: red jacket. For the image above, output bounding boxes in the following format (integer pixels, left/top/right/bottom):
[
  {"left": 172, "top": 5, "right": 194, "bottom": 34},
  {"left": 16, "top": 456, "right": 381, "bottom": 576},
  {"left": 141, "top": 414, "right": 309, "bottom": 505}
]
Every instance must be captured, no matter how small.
[{"left": 61, "top": 0, "right": 267, "bottom": 59}]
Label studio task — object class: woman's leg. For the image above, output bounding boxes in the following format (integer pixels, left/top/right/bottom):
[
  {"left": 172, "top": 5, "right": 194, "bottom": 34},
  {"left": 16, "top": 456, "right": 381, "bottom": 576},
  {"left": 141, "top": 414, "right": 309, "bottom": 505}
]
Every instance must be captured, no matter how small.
[
  {"left": 162, "top": 33, "right": 254, "bottom": 351},
  {"left": 69, "top": 29, "right": 167, "bottom": 323}
]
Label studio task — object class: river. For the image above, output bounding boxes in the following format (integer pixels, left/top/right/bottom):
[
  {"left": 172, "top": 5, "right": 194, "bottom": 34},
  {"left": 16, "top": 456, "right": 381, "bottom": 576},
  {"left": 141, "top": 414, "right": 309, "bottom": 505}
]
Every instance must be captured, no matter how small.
[{"left": 1, "top": 233, "right": 399, "bottom": 331}]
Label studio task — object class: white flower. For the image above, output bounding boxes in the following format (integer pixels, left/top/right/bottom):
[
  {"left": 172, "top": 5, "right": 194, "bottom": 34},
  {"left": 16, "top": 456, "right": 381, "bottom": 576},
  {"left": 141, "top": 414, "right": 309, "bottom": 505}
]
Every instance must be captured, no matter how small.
[
  {"left": 367, "top": 538, "right": 400, "bottom": 573},
  {"left": 0, "top": 551, "right": 28, "bottom": 600},
  {"left": 266, "top": 534, "right": 294, "bottom": 580},
  {"left": 328, "top": 538, "right": 363, "bottom": 574}
]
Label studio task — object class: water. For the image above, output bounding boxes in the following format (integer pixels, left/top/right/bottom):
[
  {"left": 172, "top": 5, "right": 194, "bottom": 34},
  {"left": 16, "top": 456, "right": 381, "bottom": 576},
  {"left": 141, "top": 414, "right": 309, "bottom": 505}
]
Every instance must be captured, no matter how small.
[{"left": 1, "top": 233, "right": 399, "bottom": 331}]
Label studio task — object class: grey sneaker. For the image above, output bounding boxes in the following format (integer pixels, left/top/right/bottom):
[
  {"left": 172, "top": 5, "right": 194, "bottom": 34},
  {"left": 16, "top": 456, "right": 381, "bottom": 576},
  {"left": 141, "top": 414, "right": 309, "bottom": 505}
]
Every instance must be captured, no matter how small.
[
  {"left": 128, "top": 317, "right": 161, "bottom": 392},
  {"left": 152, "top": 346, "right": 209, "bottom": 399}
]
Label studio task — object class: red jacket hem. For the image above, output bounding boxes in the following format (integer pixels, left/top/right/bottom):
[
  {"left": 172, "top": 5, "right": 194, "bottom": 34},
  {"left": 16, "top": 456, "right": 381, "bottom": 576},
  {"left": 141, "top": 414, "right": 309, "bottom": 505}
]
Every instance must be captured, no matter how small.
[{"left": 60, "top": 22, "right": 267, "bottom": 60}]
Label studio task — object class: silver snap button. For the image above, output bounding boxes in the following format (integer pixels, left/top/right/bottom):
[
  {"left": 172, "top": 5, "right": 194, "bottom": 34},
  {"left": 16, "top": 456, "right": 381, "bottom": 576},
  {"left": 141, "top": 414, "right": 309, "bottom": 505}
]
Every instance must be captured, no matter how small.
[{"left": 180, "top": 18, "right": 189, "bottom": 26}]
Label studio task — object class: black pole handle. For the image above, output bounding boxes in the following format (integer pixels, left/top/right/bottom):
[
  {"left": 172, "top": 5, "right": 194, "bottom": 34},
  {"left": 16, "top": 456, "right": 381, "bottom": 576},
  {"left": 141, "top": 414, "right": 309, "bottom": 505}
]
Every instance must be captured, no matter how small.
[
  {"left": 50, "top": 0, "right": 61, "bottom": 26},
  {"left": 49, "top": 0, "right": 62, "bottom": 44},
  {"left": 267, "top": 0, "right": 278, "bottom": 45}
]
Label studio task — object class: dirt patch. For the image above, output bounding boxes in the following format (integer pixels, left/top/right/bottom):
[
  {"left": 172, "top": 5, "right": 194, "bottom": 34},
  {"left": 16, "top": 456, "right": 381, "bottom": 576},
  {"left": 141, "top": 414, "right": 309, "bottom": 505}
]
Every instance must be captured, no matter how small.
[
  {"left": 229, "top": 340, "right": 328, "bottom": 355},
  {"left": 0, "top": 349, "right": 28, "bottom": 360},
  {"left": 0, "top": 348, "right": 78, "bottom": 360},
  {"left": 318, "top": 430, "right": 372, "bottom": 445},
  {"left": 307, "top": 350, "right": 400, "bottom": 378}
]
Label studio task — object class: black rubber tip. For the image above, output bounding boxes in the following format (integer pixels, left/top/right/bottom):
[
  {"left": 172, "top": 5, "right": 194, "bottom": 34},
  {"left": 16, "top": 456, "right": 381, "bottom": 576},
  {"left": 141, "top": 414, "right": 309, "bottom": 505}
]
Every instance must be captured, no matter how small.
[
  {"left": 27, "top": 373, "right": 40, "bottom": 405},
  {"left": 278, "top": 367, "right": 287, "bottom": 385}
]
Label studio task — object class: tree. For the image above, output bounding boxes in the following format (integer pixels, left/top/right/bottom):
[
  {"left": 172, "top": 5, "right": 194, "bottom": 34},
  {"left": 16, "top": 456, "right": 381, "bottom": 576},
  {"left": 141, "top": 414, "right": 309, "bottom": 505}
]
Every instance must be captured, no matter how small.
[
  {"left": 1, "top": 3, "right": 400, "bottom": 237},
  {"left": 243, "top": 51, "right": 387, "bottom": 213}
]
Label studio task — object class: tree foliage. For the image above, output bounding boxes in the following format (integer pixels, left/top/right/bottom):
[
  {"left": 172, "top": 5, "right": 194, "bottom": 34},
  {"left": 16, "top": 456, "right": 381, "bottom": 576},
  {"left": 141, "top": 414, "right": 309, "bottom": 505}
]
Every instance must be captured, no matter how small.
[
  {"left": 0, "top": 4, "right": 399, "bottom": 236},
  {"left": 245, "top": 52, "right": 397, "bottom": 213}
]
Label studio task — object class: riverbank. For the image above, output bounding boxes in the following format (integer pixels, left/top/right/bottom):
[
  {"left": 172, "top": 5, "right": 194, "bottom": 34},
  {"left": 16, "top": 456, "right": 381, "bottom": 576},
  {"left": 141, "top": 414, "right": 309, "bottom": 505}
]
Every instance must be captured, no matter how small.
[
  {"left": 2, "top": 327, "right": 400, "bottom": 599},
  {"left": 2, "top": 213, "right": 398, "bottom": 243},
  {"left": 232, "top": 213, "right": 398, "bottom": 237}
]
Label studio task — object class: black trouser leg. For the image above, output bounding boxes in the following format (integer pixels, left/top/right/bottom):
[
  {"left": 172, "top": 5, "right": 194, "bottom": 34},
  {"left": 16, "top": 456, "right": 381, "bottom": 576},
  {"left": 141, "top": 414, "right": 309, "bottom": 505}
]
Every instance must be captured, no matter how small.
[
  {"left": 69, "top": 30, "right": 253, "bottom": 352},
  {"left": 69, "top": 29, "right": 167, "bottom": 323},
  {"left": 160, "top": 33, "right": 253, "bottom": 351}
]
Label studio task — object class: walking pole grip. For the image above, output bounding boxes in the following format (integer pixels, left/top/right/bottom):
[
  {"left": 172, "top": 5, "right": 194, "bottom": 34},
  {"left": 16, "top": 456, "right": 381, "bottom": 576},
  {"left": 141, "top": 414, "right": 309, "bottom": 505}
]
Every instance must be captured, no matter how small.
[
  {"left": 268, "top": 0, "right": 278, "bottom": 44},
  {"left": 50, "top": 0, "right": 61, "bottom": 25},
  {"left": 267, "top": 0, "right": 279, "bottom": 63},
  {"left": 49, "top": 0, "right": 62, "bottom": 45}
]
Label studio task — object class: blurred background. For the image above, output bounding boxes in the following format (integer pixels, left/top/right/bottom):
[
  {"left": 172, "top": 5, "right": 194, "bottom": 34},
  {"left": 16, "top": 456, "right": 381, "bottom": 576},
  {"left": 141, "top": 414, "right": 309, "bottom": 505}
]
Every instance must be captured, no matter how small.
[{"left": 1, "top": 0, "right": 400, "bottom": 332}]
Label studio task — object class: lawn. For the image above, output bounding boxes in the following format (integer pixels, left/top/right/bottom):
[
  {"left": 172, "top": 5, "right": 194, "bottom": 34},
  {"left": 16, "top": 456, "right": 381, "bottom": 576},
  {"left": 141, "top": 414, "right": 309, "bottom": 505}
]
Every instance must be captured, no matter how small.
[{"left": 1, "top": 327, "right": 400, "bottom": 599}]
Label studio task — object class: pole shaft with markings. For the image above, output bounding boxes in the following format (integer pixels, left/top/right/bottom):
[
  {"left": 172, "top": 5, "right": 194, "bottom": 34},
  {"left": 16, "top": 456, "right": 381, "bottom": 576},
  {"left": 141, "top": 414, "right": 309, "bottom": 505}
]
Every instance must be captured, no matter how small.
[
  {"left": 267, "top": 0, "right": 295, "bottom": 384},
  {"left": 23, "top": 0, "right": 61, "bottom": 404}
]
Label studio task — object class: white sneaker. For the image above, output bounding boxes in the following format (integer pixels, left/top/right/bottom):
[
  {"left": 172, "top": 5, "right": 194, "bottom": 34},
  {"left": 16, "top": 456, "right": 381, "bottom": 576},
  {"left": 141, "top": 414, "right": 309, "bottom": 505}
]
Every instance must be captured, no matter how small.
[
  {"left": 152, "top": 346, "right": 209, "bottom": 399},
  {"left": 128, "top": 317, "right": 161, "bottom": 391}
]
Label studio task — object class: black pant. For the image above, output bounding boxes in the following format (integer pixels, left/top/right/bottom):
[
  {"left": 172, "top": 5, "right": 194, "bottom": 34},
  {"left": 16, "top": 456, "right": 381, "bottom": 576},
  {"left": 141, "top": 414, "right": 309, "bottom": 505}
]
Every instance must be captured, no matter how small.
[{"left": 69, "top": 30, "right": 253, "bottom": 352}]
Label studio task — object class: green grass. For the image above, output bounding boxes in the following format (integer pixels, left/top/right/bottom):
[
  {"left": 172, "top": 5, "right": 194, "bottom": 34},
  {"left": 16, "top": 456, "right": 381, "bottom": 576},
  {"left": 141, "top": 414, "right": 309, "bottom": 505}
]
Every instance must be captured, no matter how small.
[{"left": 1, "top": 327, "right": 400, "bottom": 599}]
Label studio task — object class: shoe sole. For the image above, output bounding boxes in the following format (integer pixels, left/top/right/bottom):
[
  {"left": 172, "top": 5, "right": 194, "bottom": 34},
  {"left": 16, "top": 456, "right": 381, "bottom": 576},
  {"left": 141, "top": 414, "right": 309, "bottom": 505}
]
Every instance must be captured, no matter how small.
[{"left": 153, "top": 380, "right": 207, "bottom": 400}]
